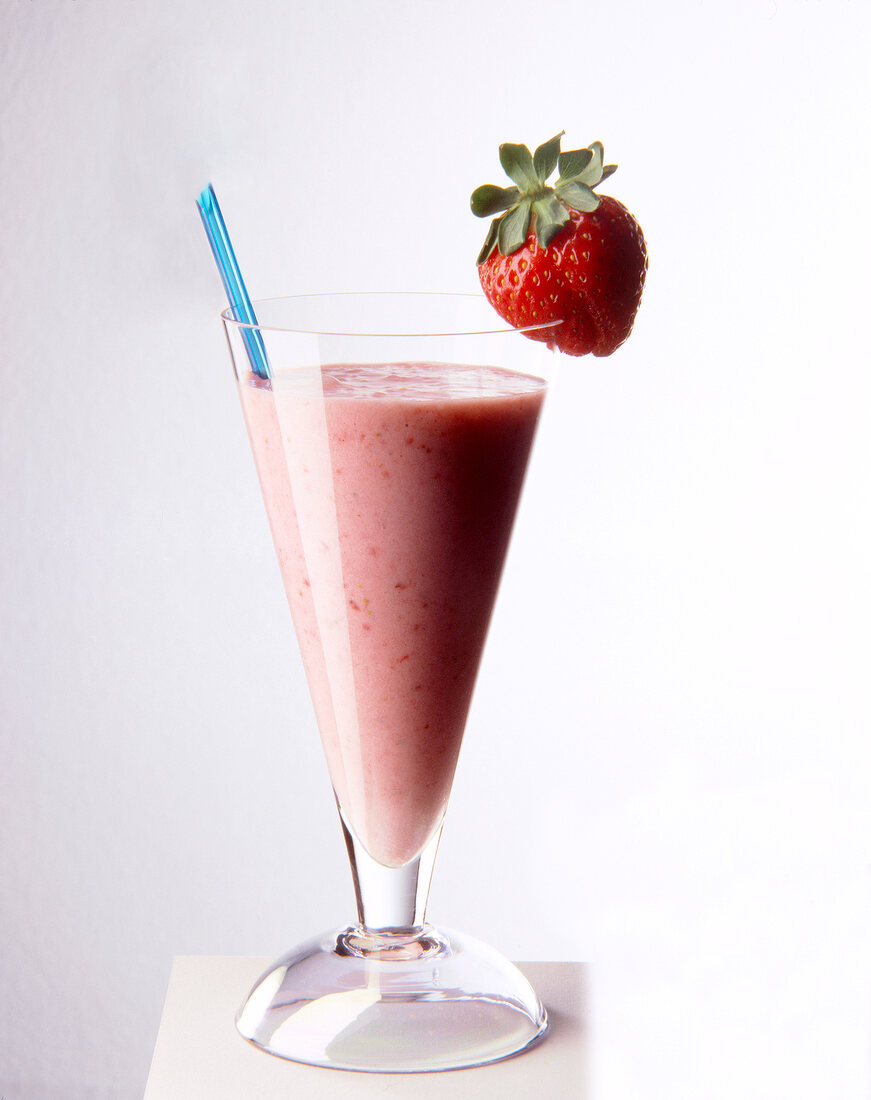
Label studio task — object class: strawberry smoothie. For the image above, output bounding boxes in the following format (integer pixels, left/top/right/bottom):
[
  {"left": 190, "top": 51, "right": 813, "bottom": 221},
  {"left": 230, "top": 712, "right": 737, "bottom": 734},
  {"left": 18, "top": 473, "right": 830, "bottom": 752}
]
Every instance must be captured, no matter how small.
[{"left": 239, "top": 362, "right": 545, "bottom": 868}]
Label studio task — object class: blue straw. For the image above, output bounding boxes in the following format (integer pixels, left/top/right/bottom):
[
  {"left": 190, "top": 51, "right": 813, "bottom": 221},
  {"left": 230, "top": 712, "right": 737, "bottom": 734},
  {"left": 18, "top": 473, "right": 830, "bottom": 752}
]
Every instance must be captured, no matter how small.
[{"left": 196, "top": 183, "right": 270, "bottom": 380}]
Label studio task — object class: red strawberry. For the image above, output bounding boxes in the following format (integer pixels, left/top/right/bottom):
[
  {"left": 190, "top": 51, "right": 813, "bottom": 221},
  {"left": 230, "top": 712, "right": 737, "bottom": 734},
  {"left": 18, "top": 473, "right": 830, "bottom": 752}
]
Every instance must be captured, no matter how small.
[{"left": 471, "top": 133, "right": 647, "bottom": 357}]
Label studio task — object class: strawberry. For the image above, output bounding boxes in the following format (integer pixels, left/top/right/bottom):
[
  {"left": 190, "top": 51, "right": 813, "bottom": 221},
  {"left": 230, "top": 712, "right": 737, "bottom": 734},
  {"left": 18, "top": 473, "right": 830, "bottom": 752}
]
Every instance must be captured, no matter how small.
[{"left": 471, "top": 133, "right": 647, "bottom": 357}]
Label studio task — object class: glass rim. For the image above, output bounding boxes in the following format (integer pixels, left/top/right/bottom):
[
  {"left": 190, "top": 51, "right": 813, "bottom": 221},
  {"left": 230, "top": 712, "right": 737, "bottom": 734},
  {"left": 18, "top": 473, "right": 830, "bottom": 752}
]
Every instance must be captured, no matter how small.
[{"left": 220, "top": 290, "right": 562, "bottom": 339}]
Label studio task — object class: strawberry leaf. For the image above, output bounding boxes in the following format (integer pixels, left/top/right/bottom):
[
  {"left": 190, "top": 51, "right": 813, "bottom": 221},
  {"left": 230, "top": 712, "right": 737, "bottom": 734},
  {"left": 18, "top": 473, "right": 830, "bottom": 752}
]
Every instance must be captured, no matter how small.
[
  {"left": 498, "top": 143, "right": 540, "bottom": 192},
  {"left": 497, "top": 198, "right": 532, "bottom": 255},
  {"left": 471, "top": 184, "right": 522, "bottom": 218},
  {"left": 471, "top": 135, "right": 621, "bottom": 263},
  {"left": 555, "top": 179, "right": 601, "bottom": 212},
  {"left": 533, "top": 193, "right": 570, "bottom": 247},
  {"left": 557, "top": 147, "right": 593, "bottom": 181},
  {"left": 476, "top": 217, "right": 500, "bottom": 265},
  {"left": 571, "top": 141, "right": 605, "bottom": 186},
  {"left": 533, "top": 132, "right": 564, "bottom": 183}
]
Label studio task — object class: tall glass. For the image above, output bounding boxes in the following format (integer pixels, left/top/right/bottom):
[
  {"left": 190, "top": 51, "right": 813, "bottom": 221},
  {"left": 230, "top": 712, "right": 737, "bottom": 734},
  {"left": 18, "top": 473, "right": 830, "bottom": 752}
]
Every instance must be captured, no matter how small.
[{"left": 223, "top": 293, "right": 556, "bottom": 1072}]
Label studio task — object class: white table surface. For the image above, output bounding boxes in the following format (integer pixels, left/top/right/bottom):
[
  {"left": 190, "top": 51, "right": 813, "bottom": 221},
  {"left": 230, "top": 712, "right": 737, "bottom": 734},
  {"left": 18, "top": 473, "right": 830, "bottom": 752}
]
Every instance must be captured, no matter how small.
[{"left": 143, "top": 956, "right": 586, "bottom": 1099}]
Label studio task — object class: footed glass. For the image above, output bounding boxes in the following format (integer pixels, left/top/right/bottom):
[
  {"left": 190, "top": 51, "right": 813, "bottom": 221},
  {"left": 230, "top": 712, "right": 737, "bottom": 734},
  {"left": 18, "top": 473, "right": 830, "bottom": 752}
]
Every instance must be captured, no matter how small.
[{"left": 222, "top": 292, "right": 556, "bottom": 1072}]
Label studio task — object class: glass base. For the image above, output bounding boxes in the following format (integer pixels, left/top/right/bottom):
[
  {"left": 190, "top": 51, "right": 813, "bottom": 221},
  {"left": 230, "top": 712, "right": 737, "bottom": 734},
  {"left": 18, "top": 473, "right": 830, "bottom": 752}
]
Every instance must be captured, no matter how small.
[{"left": 235, "top": 925, "right": 548, "bottom": 1072}]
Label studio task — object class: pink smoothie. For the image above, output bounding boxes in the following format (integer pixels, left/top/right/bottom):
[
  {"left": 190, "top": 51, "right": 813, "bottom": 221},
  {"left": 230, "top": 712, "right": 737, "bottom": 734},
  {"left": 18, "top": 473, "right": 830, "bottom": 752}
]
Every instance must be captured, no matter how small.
[{"left": 239, "top": 362, "right": 545, "bottom": 867}]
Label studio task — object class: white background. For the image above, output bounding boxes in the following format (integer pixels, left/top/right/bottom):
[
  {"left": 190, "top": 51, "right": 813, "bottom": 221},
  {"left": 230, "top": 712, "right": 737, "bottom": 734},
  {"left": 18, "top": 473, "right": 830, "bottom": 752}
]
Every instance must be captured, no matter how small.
[{"left": 1, "top": 1, "right": 870, "bottom": 1097}]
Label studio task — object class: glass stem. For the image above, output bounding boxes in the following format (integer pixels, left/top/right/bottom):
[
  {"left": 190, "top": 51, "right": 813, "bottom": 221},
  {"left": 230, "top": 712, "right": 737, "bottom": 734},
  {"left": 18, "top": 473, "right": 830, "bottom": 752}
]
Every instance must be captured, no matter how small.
[{"left": 337, "top": 810, "right": 445, "bottom": 956}]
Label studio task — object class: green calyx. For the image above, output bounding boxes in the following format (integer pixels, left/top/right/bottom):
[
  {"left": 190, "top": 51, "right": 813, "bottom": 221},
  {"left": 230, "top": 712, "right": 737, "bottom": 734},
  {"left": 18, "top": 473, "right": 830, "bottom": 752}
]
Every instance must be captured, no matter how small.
[{"left": 471, "top": 133, "right": 617, "bottom": 264}]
